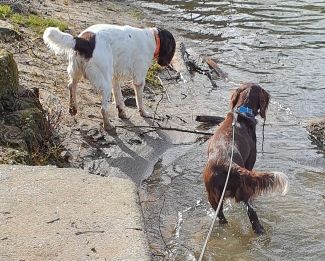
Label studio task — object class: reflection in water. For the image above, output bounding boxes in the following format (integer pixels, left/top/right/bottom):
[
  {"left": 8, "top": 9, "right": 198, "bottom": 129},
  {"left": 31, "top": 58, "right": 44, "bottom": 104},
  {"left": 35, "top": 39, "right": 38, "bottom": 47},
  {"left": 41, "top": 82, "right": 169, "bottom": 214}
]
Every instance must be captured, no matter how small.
[{"left": 131, "top": 1, "right": 325, "bottom": 260}]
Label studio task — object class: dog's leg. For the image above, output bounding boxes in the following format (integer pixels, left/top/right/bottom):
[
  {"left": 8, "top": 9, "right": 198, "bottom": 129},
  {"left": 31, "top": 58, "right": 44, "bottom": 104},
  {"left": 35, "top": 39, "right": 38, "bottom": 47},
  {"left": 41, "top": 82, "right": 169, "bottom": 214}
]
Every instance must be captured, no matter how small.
[
  {"left": 101, "top": 81, "right": 115, "bottom": 133},
  {"left": 134, "top": 81, "right": 149, "bottom": 117},
  {"left": 112, "top": 79, "right": 127, "bottom": 119},
  {"left": 67, "top": 62, "right": 81, "bottom": 116},
  {"left": 68, "top": 78, "right": 78, "bottom": 116},
  {"left": 208, "top": 191, "right": 228, "bottom": 224},
  {"left": 217, "top": 201, "right": 228, "bottom": 224},
  {"left": 246, "top": 202, "right": 265, "bottom": 235},
  {"left": 84, "top": 61, "right": 115, "bottom": 132}
]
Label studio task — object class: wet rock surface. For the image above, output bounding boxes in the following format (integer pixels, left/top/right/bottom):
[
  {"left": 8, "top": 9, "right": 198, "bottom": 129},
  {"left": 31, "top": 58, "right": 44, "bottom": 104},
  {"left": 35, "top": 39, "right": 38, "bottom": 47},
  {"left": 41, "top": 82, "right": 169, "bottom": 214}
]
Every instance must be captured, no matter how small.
[{"left": 307, "top": 118, "right": 325, "bottom": 149}]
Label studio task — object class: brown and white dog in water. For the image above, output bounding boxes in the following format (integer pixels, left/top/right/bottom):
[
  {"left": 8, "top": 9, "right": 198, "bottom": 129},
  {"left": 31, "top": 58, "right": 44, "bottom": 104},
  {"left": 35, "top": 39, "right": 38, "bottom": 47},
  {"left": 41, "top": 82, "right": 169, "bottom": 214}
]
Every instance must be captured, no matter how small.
[
  {"left": 43, "top": 25, "right": 175, "bottom": 132},
  {"left": 203, "top": 83, "right": 288, "bottom": 235}
]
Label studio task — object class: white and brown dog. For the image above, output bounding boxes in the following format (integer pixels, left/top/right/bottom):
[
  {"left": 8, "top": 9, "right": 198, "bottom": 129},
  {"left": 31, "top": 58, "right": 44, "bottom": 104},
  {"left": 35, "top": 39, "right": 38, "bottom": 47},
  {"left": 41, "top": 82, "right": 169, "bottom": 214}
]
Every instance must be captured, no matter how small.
[{"left": 43, "top": 24, "right": 176, "bottom": 131}]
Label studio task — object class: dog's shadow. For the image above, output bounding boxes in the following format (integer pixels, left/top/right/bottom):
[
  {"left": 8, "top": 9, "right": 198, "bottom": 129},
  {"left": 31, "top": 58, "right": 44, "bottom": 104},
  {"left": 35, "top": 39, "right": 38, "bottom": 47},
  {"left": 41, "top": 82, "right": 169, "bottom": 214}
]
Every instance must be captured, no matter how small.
[{"left": 108, "top": 117, "right": 170, "bottom": 184}]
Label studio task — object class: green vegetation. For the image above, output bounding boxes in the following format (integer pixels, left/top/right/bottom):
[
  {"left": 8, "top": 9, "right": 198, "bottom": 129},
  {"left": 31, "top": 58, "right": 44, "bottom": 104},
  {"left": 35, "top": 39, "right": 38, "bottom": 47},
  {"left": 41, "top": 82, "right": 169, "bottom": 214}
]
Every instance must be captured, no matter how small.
[
  {"left": 128, "top": 9, "right": 143, "bottom": 20},
  {"left": 146, "top": 62, "right": 163, "bottom": 88},
  {"left": 0, "top": 5, "right": 68, "bottom": 33},
  {"left": 0, "top": 5, "right": 13, "bottom": 18}
]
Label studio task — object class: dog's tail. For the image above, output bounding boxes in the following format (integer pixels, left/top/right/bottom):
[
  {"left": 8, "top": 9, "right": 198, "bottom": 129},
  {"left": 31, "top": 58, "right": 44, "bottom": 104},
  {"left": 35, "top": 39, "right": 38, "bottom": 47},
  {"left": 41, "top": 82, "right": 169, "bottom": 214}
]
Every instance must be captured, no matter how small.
[
  {"left": 232, "top": 165, "right": 288, "bottom": 199},
  {"left": 43, "top": 27, "right": 75, "bottom": 56}
]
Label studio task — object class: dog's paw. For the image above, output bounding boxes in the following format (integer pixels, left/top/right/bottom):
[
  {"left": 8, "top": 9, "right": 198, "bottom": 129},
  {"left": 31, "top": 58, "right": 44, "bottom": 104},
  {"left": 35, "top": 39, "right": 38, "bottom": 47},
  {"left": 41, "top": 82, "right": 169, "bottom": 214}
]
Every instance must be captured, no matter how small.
[
  {"left": 69, "top": 106, "right": 77, "bottom": 116},
  {"left": 118, "top": 109, "right": 127, "bottom": 119},
  {"left": 139, "top": 109, "right": 149, "bottom": 118},
  {"left": 219, "top": 218, "right": 228, "bottom": 225},
  {"left": 253, "top": 223, "right": 266, "bottom": 235},
  {"left": 103, "top": 122, "right": 116, "bottom": 135}
]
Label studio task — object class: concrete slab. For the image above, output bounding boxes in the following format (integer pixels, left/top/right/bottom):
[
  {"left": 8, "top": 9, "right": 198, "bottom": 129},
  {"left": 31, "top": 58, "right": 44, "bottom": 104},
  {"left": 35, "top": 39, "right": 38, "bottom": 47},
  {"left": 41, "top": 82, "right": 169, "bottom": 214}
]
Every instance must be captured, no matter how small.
[{"left": 0, "top": 165, "right": 150, "bottom": 261}]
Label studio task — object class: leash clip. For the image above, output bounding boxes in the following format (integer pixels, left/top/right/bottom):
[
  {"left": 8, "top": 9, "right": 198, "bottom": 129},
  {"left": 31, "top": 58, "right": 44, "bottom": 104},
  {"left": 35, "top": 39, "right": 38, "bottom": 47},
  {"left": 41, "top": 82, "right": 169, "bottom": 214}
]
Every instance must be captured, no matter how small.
[{"left": 232, "top": 114, "right": 237, "bottom": 126}]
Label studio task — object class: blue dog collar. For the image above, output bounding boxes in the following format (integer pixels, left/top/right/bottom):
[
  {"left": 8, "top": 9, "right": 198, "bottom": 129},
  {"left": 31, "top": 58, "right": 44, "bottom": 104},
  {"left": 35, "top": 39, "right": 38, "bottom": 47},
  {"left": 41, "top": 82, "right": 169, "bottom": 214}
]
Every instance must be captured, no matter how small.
[{"left": 236, "top": 106, "right": 255, "bottom": 118}]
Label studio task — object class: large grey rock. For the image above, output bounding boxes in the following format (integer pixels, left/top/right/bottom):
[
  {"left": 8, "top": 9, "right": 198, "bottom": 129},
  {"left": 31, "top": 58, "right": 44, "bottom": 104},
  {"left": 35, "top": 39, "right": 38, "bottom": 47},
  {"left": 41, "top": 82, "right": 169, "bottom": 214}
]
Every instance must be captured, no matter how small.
[{"left": 0, "top": 165, "right": 150, "bottom": 261}]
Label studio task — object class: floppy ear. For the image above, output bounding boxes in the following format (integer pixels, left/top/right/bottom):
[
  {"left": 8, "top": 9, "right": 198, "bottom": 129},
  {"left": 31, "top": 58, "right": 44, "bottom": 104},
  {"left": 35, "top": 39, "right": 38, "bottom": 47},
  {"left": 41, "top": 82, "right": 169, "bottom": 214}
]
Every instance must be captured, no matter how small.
[
  {"left": 258, "top": 88, "right": 270, "bottom": 119},
  {"left": 230, "top": 89, "right": 240, "bottom": 110},
  {"left": 157, "top": 29, "right": 176, "bottom": 66}
]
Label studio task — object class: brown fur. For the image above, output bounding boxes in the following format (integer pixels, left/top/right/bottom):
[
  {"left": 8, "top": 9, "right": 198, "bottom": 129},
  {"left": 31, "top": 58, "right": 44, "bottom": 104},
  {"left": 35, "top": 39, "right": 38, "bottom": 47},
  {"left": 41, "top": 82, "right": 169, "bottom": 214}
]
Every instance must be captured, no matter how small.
[
  {"left": 74, "top": 31, "right": 96, "bottom": 59},
  {"left": 203, "top": 83, "right": 288, "bottom": 234}
]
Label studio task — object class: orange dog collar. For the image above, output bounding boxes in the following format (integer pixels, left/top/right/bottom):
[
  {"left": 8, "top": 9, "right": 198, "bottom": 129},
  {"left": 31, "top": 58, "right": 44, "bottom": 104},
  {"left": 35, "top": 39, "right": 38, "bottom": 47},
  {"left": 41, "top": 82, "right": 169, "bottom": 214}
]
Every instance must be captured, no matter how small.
[{"left": 153, "top": 29, "right": 160, "bottom": 60}]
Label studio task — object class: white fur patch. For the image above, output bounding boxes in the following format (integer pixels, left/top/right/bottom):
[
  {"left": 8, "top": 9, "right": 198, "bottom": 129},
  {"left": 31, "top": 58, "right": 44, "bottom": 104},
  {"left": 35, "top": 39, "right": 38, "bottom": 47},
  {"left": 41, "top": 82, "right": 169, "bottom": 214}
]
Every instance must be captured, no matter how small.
[
  {"left": 43, "top": 27, "right": 75, "bottom": 56},
  {"left": 271, "top": 171, "right": 289, "bottom": 195}
]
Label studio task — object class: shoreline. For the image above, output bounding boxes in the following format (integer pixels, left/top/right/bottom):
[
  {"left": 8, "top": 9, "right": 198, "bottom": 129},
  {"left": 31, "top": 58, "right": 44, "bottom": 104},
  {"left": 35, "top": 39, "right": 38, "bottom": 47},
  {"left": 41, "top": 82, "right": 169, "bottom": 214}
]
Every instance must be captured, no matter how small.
[
  {"left": 1, "top": 0, "right": 203, "bottom": 259},
  {"left": 2, "top": 1, "right": 325, "bottom": 260}
]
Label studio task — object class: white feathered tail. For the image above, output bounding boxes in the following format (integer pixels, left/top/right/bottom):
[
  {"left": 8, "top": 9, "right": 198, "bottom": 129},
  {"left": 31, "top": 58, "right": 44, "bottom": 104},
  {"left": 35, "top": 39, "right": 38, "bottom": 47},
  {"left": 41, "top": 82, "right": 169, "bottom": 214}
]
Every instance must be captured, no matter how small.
[{"left": 43, "top": 27, "right": 75, "bottom": 56}]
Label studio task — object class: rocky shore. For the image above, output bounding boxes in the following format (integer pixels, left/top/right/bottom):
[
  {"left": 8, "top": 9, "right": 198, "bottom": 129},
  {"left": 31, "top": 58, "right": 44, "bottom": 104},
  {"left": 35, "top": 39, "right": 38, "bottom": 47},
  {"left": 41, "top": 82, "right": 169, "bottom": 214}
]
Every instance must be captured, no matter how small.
[
  {"left": 1, "top": 1, "right": 324, "bottom": 260},
  {"left": 0, "top": 1, "right": 172, "bottom": 259},
  {"left": 0, "top": 0, "right": 206, "bottom": 259}
]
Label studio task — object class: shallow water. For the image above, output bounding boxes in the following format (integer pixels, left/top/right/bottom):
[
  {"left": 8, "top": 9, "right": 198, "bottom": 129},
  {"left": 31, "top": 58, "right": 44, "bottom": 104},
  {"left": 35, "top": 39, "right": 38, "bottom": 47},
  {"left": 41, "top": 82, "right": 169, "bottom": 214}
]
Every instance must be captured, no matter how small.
[{"left": 128, "top": 1, "right": 325, "bottom": 260}]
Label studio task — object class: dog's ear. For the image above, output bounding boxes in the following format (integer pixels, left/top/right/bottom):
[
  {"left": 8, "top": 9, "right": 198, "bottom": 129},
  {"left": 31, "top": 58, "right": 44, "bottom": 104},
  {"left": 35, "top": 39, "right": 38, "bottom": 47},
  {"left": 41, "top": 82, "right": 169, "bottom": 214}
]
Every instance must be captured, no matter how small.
[
  {"left": 258, "top": 88, "right": 270, "bottom": 119},
  {"left": 157, "top": 29, "right": 176, "bottom": 66},
  {"left": 230, "top": 87, "right": 246, "bottom": 110},
  {"left": 230, "top": 89, "right": 240, "bottom": 110}
]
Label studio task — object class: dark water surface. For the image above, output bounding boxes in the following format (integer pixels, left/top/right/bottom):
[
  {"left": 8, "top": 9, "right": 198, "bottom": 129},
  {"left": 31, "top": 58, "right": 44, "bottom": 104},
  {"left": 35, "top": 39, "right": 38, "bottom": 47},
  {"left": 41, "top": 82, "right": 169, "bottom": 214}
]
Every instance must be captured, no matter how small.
[{"left": 127, "top": 1, "right": 325, "bottom": 260}]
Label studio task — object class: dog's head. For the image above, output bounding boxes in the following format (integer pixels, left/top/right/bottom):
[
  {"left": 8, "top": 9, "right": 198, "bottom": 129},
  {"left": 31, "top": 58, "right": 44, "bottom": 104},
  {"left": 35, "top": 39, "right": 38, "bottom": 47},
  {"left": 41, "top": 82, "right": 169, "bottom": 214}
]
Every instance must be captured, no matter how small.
[
  {"left": 157, "top": 28, "right": 176, "bottom": 66},
  {"left": 230, "top": 83, "right": 270, "bottom": 119}
]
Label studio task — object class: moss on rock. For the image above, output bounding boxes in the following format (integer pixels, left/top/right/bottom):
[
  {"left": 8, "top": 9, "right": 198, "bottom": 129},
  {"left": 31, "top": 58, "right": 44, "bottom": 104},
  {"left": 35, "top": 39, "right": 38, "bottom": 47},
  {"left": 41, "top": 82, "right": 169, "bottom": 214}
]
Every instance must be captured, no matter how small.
[
  {"left": 0, "top": 49, "right": 19, "bottom": 97},
  {"left": 0, "top": 147, "right": 31, "bottom": 164},
  {"left": 0, "top": 49, "right": 61, "bottom": 165}
]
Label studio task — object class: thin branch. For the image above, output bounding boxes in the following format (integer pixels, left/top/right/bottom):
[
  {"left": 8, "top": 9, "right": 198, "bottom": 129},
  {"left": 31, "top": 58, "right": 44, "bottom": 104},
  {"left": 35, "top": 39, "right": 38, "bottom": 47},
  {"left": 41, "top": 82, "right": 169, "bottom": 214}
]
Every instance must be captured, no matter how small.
[
  {"left": 158, "top": 197, "right": 170, "bottom": 253},
  {"left": 13, "top": 46, "right": 33, "bottom": 54},
  {"left": 46, "top": 218, "right": 60, "bottom": 224},
  {"left": 153, "top": 82, "right": 164, "bottom": 123},
  {"left": 115, "top": 125, "right": 213, "bottom": 136},
  {"left": 75, "top": 230, "right": 105, "bottom": 236},
  {"left": 176, "top": 116, "right": 188, "bottom": 124},
  {"left": 158, "top": 75, "right": 171, "bottom": 102}
]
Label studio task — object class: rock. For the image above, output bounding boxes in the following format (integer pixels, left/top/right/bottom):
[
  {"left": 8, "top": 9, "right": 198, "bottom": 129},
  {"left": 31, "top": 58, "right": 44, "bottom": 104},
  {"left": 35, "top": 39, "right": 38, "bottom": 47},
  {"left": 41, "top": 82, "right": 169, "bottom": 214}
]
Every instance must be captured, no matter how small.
[
  {"left": 0, "top": 123, "right": 28, "bottom": 151},
  {"left": 128, "top": 138, "right": 142, "bottom": 145},
  {"left": 124, "top": 97, "right": 137, "bottom": 107},
  {"left": 0, "top": 20, "right": 21, "bottom": 42},
  {"left": 0, "top": 50, "right": 55, "bottom": 164},
  {"left": 61, "top": 150, "right": 73, "bottom": 162},
  {"left": 0, "top": 89, "right": 43, "bottom": 113},
  {"left": 307, "top": 118, "right": 325, "bottom": 147},
  {"left": 0, "top": 49, "right": 19, "bottom": 98},
  {"left": 0, "top": 147, "right": 30, "bottom": 164}
]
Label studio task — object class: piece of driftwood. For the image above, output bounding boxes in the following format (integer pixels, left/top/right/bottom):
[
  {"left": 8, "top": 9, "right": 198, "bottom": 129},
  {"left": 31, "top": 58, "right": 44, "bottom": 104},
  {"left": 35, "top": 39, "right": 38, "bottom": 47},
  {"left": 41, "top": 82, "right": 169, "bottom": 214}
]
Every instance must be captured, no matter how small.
[
  {"left": 116, "top": 125, "right": 213, "bottom": 136},
  {"left": 195, "top": 115, "right": 224, "bottom": 124},
  {"left": 203, "top": 58, "right": 227, "bottom": 79},
  {"left": 180, "top": 42, "right": 191, "bottom": 72},
  {"left": 179, "top": 42, "right": 222, "bottom": 89}
]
